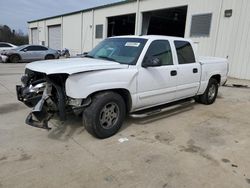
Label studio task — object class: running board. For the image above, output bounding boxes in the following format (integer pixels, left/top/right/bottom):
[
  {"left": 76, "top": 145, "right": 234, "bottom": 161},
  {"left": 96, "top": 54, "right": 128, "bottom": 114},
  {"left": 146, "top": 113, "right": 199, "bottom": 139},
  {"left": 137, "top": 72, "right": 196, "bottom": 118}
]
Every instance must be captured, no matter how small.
[{"left": 130, "top": 98, "right": 194, "bottom": 118}]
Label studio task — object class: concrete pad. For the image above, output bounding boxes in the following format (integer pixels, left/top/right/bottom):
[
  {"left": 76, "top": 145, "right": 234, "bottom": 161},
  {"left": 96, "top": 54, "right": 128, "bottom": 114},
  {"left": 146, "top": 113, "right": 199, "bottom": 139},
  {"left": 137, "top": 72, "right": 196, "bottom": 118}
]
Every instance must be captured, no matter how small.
[{"left": 0, "top": 63, "right": 250, "bottom": 188}]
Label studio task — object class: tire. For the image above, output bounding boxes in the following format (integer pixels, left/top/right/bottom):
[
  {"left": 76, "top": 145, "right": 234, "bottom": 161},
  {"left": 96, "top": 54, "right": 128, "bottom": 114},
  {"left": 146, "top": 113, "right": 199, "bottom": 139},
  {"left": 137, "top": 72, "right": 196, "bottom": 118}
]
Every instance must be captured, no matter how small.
[
  {"left": 45, "top": 54, "right": 55, "bottom": 60},
  {"left": 9, "top": 54, "right": 20, "bottom": 63},
  {"left": 83, "top": 91, "right": 126, "bottom": 139},
  {"left": 195, "top": 78, "right": 219, "bottom": 105}
]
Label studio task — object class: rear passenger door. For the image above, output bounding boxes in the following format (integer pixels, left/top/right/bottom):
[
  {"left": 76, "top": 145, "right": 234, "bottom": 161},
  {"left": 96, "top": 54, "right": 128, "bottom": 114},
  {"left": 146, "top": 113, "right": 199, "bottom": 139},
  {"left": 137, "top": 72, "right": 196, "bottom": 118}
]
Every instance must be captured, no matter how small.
[
  {"left": 174, "top": 41, "right": 201, "bottom": 99},
  {"left": 33, "top": 46, "right": 48, "bottom": 59}
]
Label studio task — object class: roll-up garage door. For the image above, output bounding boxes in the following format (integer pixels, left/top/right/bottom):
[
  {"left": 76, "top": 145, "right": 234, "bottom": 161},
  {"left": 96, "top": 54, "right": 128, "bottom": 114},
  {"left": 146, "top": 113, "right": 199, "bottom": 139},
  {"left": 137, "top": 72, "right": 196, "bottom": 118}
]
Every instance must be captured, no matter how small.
[
  {"left": 31, "top": 28, "right": 38, "bottom": 45},
  {"left": 48, "top": 25, "right": 61, "bottom": 50}
]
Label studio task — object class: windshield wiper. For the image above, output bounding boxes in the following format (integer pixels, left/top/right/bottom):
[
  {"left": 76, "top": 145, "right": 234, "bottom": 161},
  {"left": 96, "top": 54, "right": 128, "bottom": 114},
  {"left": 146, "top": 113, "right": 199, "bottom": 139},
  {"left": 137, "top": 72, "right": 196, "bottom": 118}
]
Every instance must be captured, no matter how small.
[
  {"left": 84, "top": 54, "right": 94, "bottom": 58},
  {"left": 97, "top": 55, "right": 117, "bottom": 62}
]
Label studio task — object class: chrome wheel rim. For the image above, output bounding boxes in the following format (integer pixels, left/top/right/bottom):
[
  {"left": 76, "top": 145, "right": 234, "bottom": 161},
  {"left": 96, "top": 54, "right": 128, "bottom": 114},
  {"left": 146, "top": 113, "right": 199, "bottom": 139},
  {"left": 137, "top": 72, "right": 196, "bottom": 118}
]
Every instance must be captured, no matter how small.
[
  {"left": 208, "top": 84, "right": 216, "bottom": 100},
  {"left": 99, "top": 102, "right": 119, "bottom": 129}
]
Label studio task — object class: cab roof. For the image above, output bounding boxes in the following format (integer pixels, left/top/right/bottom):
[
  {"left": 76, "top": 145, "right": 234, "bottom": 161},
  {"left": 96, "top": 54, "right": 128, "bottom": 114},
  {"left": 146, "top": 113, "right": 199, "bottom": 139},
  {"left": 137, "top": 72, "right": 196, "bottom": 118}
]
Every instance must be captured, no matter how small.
[{"left": 110, "top": 35, "right": 192, "bottom": 42}]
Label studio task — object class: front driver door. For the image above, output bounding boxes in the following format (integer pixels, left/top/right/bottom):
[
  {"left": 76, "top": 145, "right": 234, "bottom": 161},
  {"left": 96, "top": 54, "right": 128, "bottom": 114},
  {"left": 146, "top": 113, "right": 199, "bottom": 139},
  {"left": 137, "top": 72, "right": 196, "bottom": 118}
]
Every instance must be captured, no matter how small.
[
  {"left": 20, "top": 46, "right": 36, "bottom": 61},
  {"left": 136, "top": 40, "right": 178, "bottom": 110}
]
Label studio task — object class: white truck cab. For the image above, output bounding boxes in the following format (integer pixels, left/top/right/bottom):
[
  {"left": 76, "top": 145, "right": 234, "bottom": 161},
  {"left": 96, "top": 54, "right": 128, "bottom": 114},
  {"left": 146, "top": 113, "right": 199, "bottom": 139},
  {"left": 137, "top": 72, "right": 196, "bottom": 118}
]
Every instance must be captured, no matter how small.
[{"left": 16, "top": 36, "right": 228, "bottom": 138}]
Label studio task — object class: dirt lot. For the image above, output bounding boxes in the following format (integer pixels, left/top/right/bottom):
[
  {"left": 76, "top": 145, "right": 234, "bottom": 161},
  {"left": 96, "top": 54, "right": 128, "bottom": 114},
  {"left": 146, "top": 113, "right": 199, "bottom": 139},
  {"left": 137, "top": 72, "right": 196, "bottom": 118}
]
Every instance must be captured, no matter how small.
[{"left": 0, "top": 63, "right": 250, "bottom": 188}]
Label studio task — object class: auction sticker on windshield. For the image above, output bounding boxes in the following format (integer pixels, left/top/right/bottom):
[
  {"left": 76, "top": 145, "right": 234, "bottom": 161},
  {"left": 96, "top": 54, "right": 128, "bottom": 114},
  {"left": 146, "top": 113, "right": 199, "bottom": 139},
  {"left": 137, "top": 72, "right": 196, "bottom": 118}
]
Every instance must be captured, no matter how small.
[{"left": 125, "top": 42, "right": 140, "bottom": 47}]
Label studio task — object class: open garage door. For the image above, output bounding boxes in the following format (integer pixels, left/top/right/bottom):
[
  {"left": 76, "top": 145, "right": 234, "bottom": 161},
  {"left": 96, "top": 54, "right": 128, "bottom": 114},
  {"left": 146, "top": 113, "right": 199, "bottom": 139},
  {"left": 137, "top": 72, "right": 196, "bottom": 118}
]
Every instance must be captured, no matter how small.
[
  {"left": 107, "top": 14, "right": 136, "bottom": 37},
  {"left": 48, "top": 25, "right": 61, "bottom": 50},
  {"left": 142, "top": 6, "right": 187, "bottom": 37},
  {"left": 31, "top": 28, "right": 38, "bottom": 45}
]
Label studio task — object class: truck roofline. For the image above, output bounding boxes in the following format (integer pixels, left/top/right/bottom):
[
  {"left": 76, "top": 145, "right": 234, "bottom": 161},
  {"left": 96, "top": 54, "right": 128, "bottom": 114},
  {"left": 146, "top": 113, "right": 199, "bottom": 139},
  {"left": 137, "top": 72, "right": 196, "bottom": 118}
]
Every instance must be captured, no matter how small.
[{"left": 109, "top": 35, "right": 192, "bottom": 42}]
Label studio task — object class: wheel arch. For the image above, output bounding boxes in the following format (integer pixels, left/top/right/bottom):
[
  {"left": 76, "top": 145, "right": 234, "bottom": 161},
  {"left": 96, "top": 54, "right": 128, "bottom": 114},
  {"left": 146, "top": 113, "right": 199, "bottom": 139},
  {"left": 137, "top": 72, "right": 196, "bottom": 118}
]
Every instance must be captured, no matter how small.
[
  {"left": 88, "top": 88, "right": 132, "bottom": 113},
  {"left": 45, "top": 54, "right": 55, "bottom": 59},
  {"left": 10, "top": 53, "right": 22, "bottom": 60},
  {"left": 210, "top": 74, "right": 221, "bottom": 84}
]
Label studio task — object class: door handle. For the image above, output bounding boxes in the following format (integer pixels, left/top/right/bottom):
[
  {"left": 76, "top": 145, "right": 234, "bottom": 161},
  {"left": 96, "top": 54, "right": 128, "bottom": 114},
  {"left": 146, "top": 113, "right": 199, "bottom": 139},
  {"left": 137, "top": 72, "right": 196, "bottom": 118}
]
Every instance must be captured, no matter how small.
[
  {"left": 170, "top": 70, "right": 177, "bottom": 76},
  {"left": 193, "top": 68, "right": 198, "bottom": 73}
]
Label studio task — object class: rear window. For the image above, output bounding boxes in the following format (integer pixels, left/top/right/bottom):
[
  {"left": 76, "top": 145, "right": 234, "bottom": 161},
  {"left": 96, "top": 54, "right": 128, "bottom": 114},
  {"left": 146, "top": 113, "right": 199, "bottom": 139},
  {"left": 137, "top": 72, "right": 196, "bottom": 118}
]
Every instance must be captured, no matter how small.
[{"left": 174, "top": 41, "right": 195, "bottom": 64}]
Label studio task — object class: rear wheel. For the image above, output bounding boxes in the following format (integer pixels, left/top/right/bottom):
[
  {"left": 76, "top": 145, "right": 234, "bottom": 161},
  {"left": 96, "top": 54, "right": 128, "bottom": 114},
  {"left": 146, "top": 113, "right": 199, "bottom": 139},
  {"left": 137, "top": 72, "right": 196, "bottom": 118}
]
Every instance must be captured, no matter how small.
[
  {"left": 195, "top": 78, "right": 219, "bottom": 105},
  {"left": 83, "top": 91, "right": 126, "bottom": 139},
  {"left": 45, "top": 54, "right": 55, "bottom": 60},
  {"left": 9, "top": 54, "right": 20, "bottom": 63}
]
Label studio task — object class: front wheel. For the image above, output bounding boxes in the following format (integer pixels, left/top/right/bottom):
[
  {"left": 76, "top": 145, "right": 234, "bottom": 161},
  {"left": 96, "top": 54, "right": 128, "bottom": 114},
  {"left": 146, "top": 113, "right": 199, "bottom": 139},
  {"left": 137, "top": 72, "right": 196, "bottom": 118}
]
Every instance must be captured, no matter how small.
[
  {"left": 83, "top": 92, "right": 126, "bottom": 139},
  {"left": 195, "top": 78, "right": 219, "bottom": 105},
  {"left": 9, "top": 54, "right": 20, "bottom": 63}
]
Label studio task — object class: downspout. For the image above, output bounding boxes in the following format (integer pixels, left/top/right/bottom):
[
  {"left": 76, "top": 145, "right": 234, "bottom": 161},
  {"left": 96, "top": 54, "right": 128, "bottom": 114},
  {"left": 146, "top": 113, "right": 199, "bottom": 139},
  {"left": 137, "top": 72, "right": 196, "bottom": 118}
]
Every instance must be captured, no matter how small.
[
  {"left": 135, "top": 0, "right": 140, "bottom": 35},
  {"left": 213, "top": 0, "right": 224, "bottom": 56},
  {"left": 37, "top": 22, "right": 39, "bottom": 45},
  {"left": 91, "top": 9, "right": 94, "bottom": 49},
  {"left": 61, "top": 16, "right": 63, "bottom": 50},
  {"left": 81, "top": 12, "right": 83, "bottom": 53}
]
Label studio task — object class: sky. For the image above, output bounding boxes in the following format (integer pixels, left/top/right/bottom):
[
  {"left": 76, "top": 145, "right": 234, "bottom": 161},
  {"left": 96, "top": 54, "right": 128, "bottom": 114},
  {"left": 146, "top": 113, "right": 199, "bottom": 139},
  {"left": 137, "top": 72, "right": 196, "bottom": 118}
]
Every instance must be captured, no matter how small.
[{"left": 0, "top": 0, "right": 122, "bottom": 34}]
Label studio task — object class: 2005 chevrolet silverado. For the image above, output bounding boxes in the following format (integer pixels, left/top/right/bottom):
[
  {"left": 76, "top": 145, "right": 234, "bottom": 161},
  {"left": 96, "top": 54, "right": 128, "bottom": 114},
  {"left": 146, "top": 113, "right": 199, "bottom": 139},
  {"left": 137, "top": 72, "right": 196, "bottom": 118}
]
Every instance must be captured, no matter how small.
[{"left": 16, "top": 36, "right": 228, "bottom": 138}]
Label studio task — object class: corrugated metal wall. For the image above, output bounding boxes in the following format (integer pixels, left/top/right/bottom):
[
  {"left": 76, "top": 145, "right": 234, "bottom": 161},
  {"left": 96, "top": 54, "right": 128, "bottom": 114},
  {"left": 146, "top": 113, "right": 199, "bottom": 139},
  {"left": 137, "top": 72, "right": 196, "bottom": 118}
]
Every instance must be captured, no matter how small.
[
  {"left": 215, "top": 0, "right": 250, "bottom": 80},
  {"left": 28, "top": 0, "right": 250, "bottom": 80}
]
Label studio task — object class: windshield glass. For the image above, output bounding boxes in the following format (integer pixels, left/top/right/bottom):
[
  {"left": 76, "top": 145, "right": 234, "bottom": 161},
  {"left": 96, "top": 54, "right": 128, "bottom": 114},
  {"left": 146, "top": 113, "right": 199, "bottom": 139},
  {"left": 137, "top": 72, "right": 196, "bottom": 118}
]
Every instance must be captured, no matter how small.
[{"left": 88, "top": 38, "right": 147, "bottom": 65}]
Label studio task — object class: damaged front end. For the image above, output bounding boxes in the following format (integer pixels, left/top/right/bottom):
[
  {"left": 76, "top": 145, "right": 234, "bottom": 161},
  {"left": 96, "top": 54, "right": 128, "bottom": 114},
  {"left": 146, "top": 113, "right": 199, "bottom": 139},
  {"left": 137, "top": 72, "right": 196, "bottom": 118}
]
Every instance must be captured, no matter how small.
[{"left": 16, "top": 69, "right": 69, "bottom": 130}]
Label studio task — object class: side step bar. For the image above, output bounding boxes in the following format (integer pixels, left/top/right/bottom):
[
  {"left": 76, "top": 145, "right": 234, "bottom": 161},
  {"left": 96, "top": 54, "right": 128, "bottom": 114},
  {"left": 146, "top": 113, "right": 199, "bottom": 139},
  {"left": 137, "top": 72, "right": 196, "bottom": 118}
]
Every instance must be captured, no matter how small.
[{"left": 130, "top": 98, "right": 194, "bottom": 118}]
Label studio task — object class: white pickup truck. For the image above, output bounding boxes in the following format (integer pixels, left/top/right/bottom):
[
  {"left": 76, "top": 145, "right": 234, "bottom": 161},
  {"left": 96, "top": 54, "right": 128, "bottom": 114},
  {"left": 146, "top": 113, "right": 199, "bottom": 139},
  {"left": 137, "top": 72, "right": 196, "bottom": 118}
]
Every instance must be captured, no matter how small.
[{"left": 16, "top": 36, "right": 228, "bottom": 138}]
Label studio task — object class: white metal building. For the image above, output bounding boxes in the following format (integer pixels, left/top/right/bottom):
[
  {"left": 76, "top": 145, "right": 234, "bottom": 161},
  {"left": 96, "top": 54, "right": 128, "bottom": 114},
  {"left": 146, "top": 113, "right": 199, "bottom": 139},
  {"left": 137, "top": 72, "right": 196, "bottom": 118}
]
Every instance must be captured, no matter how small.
[{"left": 28, "top": 0, "right": 250, "bottom": 80}]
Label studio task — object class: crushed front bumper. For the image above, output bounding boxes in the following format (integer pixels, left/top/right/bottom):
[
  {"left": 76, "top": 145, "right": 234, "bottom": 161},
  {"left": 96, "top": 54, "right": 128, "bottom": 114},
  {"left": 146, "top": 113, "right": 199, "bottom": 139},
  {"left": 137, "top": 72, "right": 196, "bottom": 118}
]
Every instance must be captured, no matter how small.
[{"left": 16, "top": 81, "right": 63, "bottom": 130}]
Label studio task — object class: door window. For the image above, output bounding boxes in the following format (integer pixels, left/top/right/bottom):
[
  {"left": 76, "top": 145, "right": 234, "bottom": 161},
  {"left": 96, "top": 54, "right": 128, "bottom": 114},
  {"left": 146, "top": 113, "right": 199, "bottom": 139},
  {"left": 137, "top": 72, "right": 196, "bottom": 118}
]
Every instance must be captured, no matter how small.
[
  {"left": 174, "top": 41, "right": 195, "bottom": 64},
  {"left": 23, "top": 46, "right": 36, "bottom": 51},
  {"left": 144, "top": 40, "right": 173, "bottom": 66},
  {"left": 0, "top": 43, "right": 11, "bottom": 47},
  {"left": 23, "top": 46, "right": 48, "bottom": 51}
]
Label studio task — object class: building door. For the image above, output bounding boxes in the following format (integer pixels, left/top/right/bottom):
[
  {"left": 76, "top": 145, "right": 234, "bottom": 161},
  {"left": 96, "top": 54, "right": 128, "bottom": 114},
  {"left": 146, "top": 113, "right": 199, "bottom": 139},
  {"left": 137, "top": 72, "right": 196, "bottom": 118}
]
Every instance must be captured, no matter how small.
[
  {"left": 141, "top": 6, "right": 187, "bottom": 37},
  {"left": 31, "top": 28, "right": 39, "bottom": 45},
  {"left": 48, "top": 25, "right": 61, "bottom": 50},
  {"left": 107, "top": 14, "right": 136, "bottom": 37}
]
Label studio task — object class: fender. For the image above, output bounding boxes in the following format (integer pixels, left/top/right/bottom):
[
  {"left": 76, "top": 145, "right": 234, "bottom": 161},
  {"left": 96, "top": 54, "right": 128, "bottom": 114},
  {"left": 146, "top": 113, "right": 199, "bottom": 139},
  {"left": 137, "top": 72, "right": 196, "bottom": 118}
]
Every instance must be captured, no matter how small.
[{"left": 65, "top": 68, "right": 138, "bottom": 99}]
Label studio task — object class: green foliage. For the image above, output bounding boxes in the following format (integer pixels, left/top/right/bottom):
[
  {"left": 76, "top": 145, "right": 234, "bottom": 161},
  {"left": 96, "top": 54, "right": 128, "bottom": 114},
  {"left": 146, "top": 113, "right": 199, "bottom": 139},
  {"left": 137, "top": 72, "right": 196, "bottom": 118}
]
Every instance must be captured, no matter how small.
[{"left": 0, "top": 25, "right": 28, "bottom": 45}]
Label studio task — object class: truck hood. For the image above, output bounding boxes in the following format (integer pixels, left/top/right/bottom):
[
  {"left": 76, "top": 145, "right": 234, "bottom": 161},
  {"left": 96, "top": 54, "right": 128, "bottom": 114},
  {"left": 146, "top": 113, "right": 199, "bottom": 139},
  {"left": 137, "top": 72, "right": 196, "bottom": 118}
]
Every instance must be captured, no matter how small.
[{"left": 25, "top": 58, "right": 129, "bottom": 75}]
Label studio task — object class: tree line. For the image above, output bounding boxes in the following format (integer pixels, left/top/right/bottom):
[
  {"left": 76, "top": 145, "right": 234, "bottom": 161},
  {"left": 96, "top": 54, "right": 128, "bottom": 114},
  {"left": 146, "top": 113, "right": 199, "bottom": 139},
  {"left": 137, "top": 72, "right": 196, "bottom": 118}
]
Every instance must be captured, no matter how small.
[{"left": 0, "top": 25, "right": 28, "bottom": 45}]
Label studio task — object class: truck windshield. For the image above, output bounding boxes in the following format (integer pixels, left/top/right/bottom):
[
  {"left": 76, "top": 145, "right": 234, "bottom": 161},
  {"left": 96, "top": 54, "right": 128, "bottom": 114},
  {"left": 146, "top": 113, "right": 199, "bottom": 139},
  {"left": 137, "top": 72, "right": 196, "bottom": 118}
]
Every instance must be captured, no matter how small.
[{"left": 87, "top": 38, "right": 147, "bottom": 65}]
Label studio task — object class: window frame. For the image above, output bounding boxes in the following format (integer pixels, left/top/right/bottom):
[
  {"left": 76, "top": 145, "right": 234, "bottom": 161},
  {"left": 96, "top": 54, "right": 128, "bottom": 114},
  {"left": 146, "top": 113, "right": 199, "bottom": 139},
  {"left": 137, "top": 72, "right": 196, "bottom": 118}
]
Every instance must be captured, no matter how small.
[
  {"left": 95, "top": 24, "right": 104, "bottom": 39},
  {"left": 190, "top": 13, "right": 213, "bottom": 37},
  {"left": 174, "top": 40, "right": 196, "bottom": 65},
  {"left": 0, "top": 43, "right": 12, "bottom": 47},
  {"left": 143, "top": 39, "right": 174, "bottom": 67},
  {"left": 33, "top": 46, "right": 48, "bottom": 51}
]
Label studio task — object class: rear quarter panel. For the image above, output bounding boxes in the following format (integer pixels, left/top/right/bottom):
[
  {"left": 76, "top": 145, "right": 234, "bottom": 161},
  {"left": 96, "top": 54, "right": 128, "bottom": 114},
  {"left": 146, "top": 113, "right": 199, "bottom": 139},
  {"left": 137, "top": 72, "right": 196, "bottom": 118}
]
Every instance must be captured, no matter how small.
[{"left": 198, "top": 57, "right": 228, "bottom": 95}]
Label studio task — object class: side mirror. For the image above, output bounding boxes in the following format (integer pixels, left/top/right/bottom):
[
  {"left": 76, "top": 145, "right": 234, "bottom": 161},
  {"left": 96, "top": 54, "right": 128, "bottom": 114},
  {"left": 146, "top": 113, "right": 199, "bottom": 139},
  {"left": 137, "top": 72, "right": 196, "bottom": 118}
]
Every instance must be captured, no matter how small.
[
  {"left": 142, "top": 57, "right": 162, "bottom": 68},
  {"left": 23, "top": 49, "right": 27, "bottom": 52}
]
